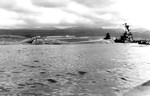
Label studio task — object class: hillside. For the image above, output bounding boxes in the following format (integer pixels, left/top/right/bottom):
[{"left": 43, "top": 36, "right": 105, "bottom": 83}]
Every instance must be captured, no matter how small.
[{"left": 0, "top": 27, "right": 149, "bottom": 39}]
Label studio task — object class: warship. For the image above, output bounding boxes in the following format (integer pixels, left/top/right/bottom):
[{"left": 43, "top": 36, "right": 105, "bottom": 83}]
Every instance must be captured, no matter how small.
[{"left": 115, "top": 23, "right": 134, "bottom": 43}]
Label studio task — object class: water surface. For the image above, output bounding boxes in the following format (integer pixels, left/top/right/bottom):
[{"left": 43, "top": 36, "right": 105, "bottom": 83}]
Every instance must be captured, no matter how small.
[{"left": 0, "top": 43, "right": 150, "bottom": 96}]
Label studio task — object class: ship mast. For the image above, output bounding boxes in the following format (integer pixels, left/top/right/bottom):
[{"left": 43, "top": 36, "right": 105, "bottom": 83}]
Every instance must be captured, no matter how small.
[
  {"left": 115, "top": 23, "right": 134, "bottom": 43},
  {"left": 124, "top": 23, "right": 130, "bottom": 33}
]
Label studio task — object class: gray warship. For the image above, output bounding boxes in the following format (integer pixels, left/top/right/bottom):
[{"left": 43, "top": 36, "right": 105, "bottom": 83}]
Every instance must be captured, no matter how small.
[{"left": 115, "top": 23, "right": 134, "bottom": 43}]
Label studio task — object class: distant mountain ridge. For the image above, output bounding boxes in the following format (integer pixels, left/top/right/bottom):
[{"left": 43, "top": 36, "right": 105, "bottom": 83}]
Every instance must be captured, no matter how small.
[{"left": 0, "top": 27, "right": 150, "bottom": 39}]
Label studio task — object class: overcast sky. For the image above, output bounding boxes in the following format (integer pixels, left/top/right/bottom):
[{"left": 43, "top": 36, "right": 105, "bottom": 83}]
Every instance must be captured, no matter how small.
[{"left": 0, "top": 0, "right": 150, "bottom": 29}]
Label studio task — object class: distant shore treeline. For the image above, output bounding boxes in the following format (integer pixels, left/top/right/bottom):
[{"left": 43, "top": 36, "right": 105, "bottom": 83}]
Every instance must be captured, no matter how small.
[
  {"left": 0, "top": 27, "right": 150, "bottom": 39},
  {"left": 0, "top": 28, "right": 121, "bottom": 38}
]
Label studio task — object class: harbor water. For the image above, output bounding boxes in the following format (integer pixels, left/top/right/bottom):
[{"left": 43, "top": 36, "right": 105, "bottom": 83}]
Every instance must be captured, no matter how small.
[{"left": 0, "top": 43, "right": 150, "bottom": 95}]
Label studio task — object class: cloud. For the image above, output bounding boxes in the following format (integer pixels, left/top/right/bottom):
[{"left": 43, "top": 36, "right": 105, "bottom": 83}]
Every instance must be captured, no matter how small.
[
  {"left": 0, "top": 0, "right": 39, "bottom": 14},
  {"left": 0, "top": 0, "right": 15, "bottom": 8},
  {"left": 0, "top": 0, "right": 16, "bottom": 12},
  {"left": 0, "top": 9, "right": 25, "bottom": 28},
  {"left": 73, "top": 0, "right": 115, "bottom": 8},
  {"left": 0, "top": 0, "right": 120, "bottom": 29},
  {"left": 1, "top": 0, "right": 149, "bottom": 29},
  {"left": 31, "top": 0, "right": 71, "bottom": 8}
]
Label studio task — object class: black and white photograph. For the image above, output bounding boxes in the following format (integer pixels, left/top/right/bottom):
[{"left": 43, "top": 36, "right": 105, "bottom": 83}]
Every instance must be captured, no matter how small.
[{"left": 0, "top": 0, "right": 150, "bottom": 96}]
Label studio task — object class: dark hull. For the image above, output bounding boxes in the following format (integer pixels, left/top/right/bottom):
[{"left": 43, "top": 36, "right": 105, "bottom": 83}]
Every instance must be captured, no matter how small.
[
  {"left": 138, "top": 41, "right": 150, "bottom": 45},
  {"left": 114, "top": 39, "right": 134, "bottom": 43}
]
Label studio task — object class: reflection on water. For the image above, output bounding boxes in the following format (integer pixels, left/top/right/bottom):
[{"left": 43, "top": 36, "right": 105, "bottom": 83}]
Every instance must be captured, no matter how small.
[{"left": 0, "top": 44, "right": 150, "bottom": 95}]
